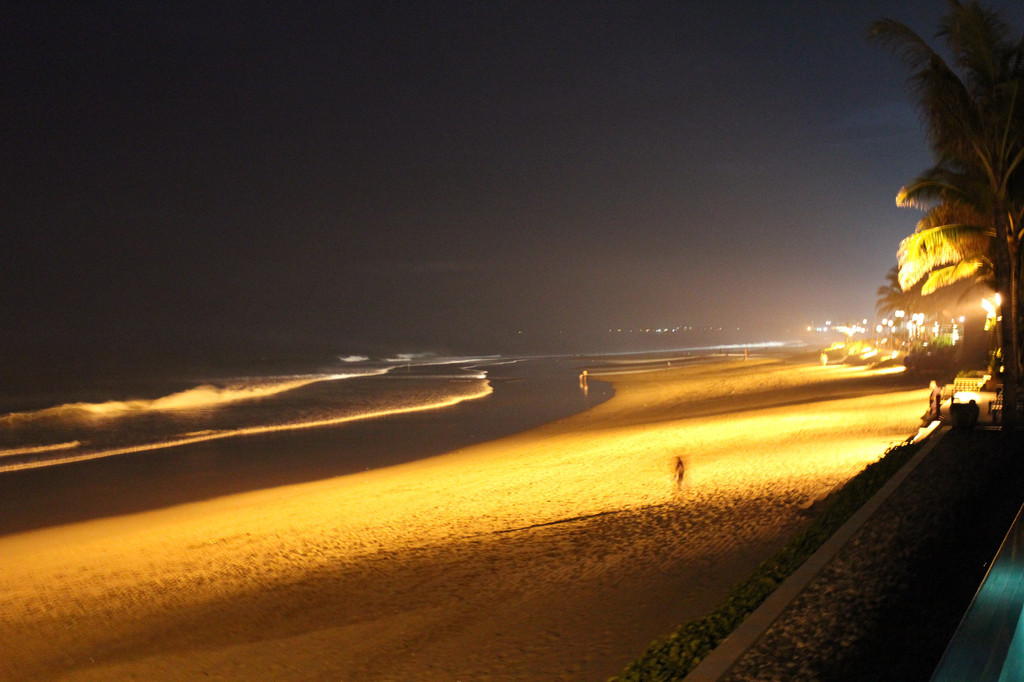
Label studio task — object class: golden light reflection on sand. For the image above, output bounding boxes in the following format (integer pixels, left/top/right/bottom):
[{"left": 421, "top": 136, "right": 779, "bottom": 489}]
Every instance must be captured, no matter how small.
[{"left": 0, "top": 358, "right": 928, "bottom": 680}]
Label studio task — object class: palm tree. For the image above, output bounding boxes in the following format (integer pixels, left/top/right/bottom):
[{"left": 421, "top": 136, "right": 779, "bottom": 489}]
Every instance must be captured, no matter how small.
[
  {"left": 895, "top": 169, "right": 994, "bottom": 294},
  {"left": 876, "top": 263, "right": 977, "bottom": 352},
  {"left": 876, "top": 265, "right": 916, "bottom": 319},
  {"left": 871, "top": 1, "right": 1024, "bottom": 426}
]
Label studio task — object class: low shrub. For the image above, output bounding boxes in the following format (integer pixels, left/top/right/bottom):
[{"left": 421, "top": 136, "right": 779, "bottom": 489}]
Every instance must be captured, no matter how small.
[{"left": 611, "top": 440, "right": 920, "bottom": 681}]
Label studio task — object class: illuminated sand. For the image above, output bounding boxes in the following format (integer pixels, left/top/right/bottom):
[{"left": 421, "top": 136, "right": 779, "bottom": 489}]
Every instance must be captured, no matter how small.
[{"left": 0, "top": 358, "right": 927, "bottom": 680}]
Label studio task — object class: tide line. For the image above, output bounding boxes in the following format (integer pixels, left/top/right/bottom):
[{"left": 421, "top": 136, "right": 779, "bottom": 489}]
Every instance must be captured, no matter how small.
[{"left": 0, "top": 382, "right": 493, "bottom": 473}]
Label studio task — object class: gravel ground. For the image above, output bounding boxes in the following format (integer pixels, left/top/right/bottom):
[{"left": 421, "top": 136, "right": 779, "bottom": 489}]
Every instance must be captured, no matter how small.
[{"left": 722, "top": 427, "right": 1024, "bottom": 681}]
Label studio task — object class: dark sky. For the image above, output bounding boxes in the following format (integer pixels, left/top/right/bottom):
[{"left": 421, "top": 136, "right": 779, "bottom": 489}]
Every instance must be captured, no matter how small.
[{"left": 5, "top": 1, "right": 1024, "bottom": 360}]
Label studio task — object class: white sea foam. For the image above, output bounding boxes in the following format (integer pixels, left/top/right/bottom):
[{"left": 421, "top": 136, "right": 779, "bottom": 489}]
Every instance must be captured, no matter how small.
[
  {"left": 0, "top": 369, "right": 390, "bottom": 423},
  {"left": 0, "top": 378, "right": 493, "bottom": 473},
  {"left": 0, "top": 441, "right": 81, "bottom": 460},
  {"left": 384, "top": 353, "right": 431, "bottom": 363},
  {"left": 0, "top": 354, "right": 544, "bottom": 473}
]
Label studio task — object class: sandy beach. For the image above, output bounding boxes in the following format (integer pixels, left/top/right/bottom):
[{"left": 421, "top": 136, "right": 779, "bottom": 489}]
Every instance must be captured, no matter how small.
[{"left": 0, "top": 356, "right": 927, "bottom": 680}]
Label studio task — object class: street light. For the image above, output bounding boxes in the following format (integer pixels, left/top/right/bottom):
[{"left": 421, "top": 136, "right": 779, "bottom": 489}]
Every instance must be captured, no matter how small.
[
  {"left": 982, "top": 295, "right": 1003, "bottom": 374},
  {"left": 982, "top": 296, "right": 999, "bottom": 319}
]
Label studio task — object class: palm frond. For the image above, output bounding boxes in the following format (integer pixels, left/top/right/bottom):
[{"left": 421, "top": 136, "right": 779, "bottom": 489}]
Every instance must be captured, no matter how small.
[
  {"left": 942, "top": 2, "right": 1014, "bottom": 93},
  {"left": 897, "top": 179, "right": 948, "bottom": 209},
  {"left": 921, "top": 260, "right": 989, "bottom": 295},
  {"left": 916, "top": 202, "right": 993, "bottom": 235},
  {"left": 897, "top": 164, "right": 992, "bottom": 212},
  {"left": 897, "top": 221, "right": 991, "bottom": 290}
]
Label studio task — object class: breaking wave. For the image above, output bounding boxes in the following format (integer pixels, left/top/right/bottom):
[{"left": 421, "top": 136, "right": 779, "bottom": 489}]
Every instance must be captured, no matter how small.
[
  {"left": 0, "top": 370, "right": 389, "bottom": 424},
  {"left": 0, "top": 380, "right": 492, "bottom": 473},
  {"left": 0, "top": 361, "right": 495, "bottom": 473}
]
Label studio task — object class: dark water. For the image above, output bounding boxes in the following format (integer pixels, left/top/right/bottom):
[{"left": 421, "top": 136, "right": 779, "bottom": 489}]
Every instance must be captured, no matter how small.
[
  {"left": 0, "top": 354, "right": 612, "bottom": 535},
  {"left": 0, "top": 361, "right": 490, "bottom": 472},
  {"left": 0, "top": 338, "right": 802, "bottom": 535}
]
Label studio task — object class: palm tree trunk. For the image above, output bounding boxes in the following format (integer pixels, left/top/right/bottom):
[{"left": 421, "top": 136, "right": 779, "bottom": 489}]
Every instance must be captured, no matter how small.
[
  {"left": 1011, "top": 231, "right": 1023, "bottom": 427},
  {"left": 995, "top": 204, "right": 1020, "bottom": 428},
  {"left": 1000, "top": 276, "right": 1019, "bottom": 428}
]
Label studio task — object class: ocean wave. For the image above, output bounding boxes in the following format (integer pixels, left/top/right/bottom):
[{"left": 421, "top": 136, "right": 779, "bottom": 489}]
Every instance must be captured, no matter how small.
[
  {"left": 0, "top": 369, "right": 390, "bottom": 423},
  {"left": 384, "top": 352, "right": 433, "bottom": 364},
  {"left": 383, "top": 353, "right": 502, "bottom": 366},
  {"left": 0, "top": 441, "right": 81, "bottom": 459},
  {"left": 0, "top": 379, "right": 493, "bottom": 473}
]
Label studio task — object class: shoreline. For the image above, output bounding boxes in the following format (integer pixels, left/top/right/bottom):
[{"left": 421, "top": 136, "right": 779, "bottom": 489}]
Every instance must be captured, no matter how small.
[
  {"left": 0, "top": 357, "right": 611, "bottom": 536},
  {"left": 0, "top": 356, "right": 927, "bottom": 680}
]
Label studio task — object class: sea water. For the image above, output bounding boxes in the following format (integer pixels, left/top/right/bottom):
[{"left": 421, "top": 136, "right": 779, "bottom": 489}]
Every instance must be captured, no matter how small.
[
  {"left": 0, "top": 351, "right": 613, "bottom": 533},
  {"left": 0, "top": 353, "right": 611, "bottom": 474},
  {"left": 0, "top": 341, "right": 796, "bottom": 533}
]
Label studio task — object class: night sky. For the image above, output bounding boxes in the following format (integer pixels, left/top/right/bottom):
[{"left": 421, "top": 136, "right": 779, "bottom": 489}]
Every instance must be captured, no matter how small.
[{"left": 6, "top": 2, "right": 1024, "bottom": 363}]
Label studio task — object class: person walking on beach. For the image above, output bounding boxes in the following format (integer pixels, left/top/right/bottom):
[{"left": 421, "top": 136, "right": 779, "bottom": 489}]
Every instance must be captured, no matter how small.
[
  {"left": 928, "top": 380, "right": 942, "bottom": 420},
  {"left": 673, "top": 456, "right": 685, "bottom": 489},
  {"left": 579, "top": 370, "right": 588, "bottom": 394}
]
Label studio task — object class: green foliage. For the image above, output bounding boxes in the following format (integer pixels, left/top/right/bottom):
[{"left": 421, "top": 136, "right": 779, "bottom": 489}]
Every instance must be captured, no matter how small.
[
  {"left": 871, "top": 1, "right": 1024, "bottom": 425},
  {"left": 610, "top": 440, "right": 920, "bottom": 681}
]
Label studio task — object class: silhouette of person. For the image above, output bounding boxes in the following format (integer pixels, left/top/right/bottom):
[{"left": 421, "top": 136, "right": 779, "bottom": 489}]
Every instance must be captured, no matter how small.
[
  {"left": 674, "top": 456, "right": 685, "bottom": 489},
  {"left": 579, "top": 370, "right": 588, "bottom": 393},
  {"left": 929, "top": 380, "right": 942, "bottom": 419},
  {"left": 966, "top": 399, "right": 980, "bottom": 427}
]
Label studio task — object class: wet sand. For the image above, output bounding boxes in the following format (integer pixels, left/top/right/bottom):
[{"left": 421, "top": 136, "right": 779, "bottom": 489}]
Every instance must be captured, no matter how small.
[
  {"left": 0, "top": 358, "right": 612, "bottom": 535},
  {"left": 0, "top": 357, "right": 926, "bottom": 680}
]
